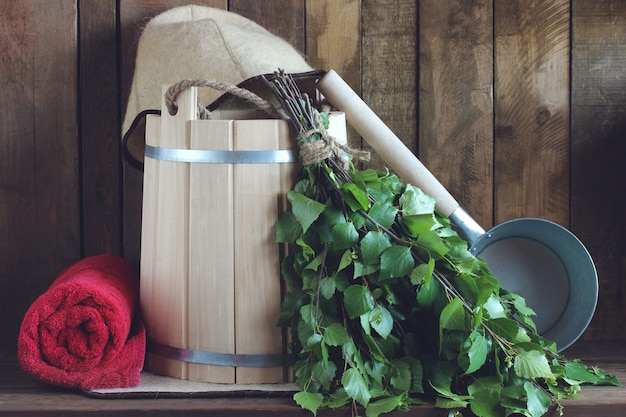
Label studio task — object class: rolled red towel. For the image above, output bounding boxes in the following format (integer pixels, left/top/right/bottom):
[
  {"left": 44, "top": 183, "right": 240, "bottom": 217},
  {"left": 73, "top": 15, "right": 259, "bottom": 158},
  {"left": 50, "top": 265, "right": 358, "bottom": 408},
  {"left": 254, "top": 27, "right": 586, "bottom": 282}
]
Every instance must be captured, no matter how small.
[{"left": 17, "top": 254, "right": 146, "bottom": 390}]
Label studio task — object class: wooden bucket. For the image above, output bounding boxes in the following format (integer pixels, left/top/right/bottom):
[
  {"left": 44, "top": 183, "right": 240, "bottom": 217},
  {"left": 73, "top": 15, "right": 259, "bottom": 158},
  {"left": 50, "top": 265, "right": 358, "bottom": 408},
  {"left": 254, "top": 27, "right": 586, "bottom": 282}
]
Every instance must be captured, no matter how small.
[{"left": 140, "top": 85, "right": 297, "bottom": 384}]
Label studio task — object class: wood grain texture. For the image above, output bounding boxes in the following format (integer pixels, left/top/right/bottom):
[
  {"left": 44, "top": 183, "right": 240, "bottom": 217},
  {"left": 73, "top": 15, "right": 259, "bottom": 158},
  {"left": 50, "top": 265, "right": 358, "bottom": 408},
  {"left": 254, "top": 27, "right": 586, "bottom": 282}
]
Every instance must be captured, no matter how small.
[
  {"left": 232, "top": 120, "right": 288, "bottom": 383},
  {"left": 229, "top": 0, "right": 305, "bottom": 52},
  {"left": 361, "top": 0, "right": 417, "bottom": 171},
  {"left": 0, "top": 0, "right": 80, "bottom": 350},
  {"left": 571, "top": 0, "right": 626, "bottom": 341},
  {"left": 141, "top": 86, "right": 197, "bottom": 379},
  {"left": 305, "top": 0, "right": 362, "bottom": 151},
  {"left": 418, "top": 0, "right": 494, "bottom": 228},
  {"left": 79, "top": 0, "right": 121, "bottom": 255},
  {"left": 305, "top": 0, "right": 360, "bottom": 79},
  {"left": 493, "top": 0, "right": 570, "bottom": 225},
  {"left": 188, "top": 119, "right": 235, "bottom": 383}
]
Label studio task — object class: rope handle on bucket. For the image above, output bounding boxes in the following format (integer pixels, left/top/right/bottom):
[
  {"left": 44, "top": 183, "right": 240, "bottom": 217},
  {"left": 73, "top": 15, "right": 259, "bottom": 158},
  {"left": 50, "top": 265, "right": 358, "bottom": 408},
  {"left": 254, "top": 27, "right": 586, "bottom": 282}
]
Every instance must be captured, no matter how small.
[
  {"left": 164, "top": 79, "right": 285, "bottom": 120},
  {"left": 164, "top": 78, "right": 369, "bottom": 168}
]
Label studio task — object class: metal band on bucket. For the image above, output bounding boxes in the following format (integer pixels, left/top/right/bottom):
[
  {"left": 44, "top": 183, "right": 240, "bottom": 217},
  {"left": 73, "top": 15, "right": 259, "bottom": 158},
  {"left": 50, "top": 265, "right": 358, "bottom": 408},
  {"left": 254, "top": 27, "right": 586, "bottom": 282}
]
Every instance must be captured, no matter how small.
[
  {"left": 148, "top": 340, "right": 294, "bottom": 367},
  {"left": 145, "top": 144, "right": 297, "bottom": 164}
]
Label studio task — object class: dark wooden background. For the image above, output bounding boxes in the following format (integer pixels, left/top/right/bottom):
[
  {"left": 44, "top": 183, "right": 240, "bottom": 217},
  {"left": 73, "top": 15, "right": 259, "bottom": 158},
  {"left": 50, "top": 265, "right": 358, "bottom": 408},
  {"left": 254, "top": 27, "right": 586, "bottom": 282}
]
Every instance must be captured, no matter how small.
[{"left": 1, "top": 0, "right": 624, "bottom": 352}]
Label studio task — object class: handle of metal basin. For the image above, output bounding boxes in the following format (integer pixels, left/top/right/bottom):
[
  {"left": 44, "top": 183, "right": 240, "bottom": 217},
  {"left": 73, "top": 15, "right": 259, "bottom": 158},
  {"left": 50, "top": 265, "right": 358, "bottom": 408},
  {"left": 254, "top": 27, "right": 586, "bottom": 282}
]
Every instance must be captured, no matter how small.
[{"left": 317, "top": 70, "right": 486, "bottom": 244}]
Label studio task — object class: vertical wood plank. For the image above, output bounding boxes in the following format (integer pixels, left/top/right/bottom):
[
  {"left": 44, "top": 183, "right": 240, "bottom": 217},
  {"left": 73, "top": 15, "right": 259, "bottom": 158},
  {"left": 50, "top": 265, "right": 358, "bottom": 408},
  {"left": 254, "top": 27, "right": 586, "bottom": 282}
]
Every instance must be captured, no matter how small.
[
  {"left": 229, "top": 0, "right": 305, "bottom": 51},
  {"left": 233, "top": 120, "right": 286, "bottom": 383},
  {"left": 305, "top": 0, "right": 362, "bottom": 150},
  {"left": 142, "top": 86, "right": 196, "bottom": 379},
  {"left": 188, "top": 119, "right": 236, "bottom": 383},
  {"left": 119, "top": 0, "right": 227, "bottom": 270},
  {"left": 571, "top": 0, "right": 626, "bottom": 341},
  {"left": 493, "top": 0, "right": 570, "bottom": 226},
  {"left": 305, "top": 0, "right": 360, "bottom": 79},
  {"left": 138, "top": 114, "right": 161, "bottom": 374},
  {"left": 418, "top": 0, "right": 494, "bottom": 228},
  {"left": 361, "top": 1, "right": 417, "bottom": 171},
  {"left": 0, "top": 0, "right": 80, "bottom": 350},
  {"left": 79, "top": 0, "right": 121, "bottom": 255}
]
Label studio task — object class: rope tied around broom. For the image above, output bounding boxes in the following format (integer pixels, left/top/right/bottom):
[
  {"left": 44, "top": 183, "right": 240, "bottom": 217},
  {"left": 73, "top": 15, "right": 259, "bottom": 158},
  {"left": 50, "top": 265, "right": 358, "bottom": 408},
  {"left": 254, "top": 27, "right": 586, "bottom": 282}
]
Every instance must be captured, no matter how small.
[
  {"left": 297, "top": 110, "right": 370, "bottom": 169},
  {"left": 165, "top": 79, "right": 284, "bottom": 119},
  {"left": 165, "top": 78, "right": 369, "bottom": 168}
]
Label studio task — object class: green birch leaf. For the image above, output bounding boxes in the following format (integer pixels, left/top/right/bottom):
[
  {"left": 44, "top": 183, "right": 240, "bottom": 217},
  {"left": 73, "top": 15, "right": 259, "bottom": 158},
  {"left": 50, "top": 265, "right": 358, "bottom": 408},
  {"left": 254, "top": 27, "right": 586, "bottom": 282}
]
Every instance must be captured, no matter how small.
[
  {"left": 483, "top": 295, "right": 507, "bottom": 319},
  {"left": 524, "top": 381, "right": 552, "bottom": 417},
  {"left": 275, "top": 210, "right": 302, "bottom": 243},
  {"left": 300, "top": 304, "right": 316, "bottom": 326},
  {"left": 295, "top": 237, "right": 315, "bottom": 261},
  {"left": 323, "top": 388, "right": 351, "bottom": 409},
  {"left": 344, "top": 285, "right": 375, "bottom": 319},
  {"left": 319, "top": 276, "right": 336, "bottom": 300},
  {"left": 342, "top": 182, "right": 371, "bottom": 211},
  {"left": 379, "top": 245, "right": 414, "bottom": 281},
  {"left": 363, "top": 335, "right": 387, "bottom": 363},
  {"left": 353, "top": 261, "right": 378, "bottom": 279},
  {"left": 468, "top": 377, "right": 504, "bottom": 417},
  {"left": 331, "top": 222, "right": 359, "bottom": 250},
  {"left": 304, "top": 252, "right": 324, "bottom": 271},
  {"left": 369, "top": 305, "right": 393, "bottom": 339},
  {"left": 410, "top": 258, "right": 434, "bottom": 286},
  {"left": 360, "top": 312, "right": 371, "bottom": 335},
  {"left": 464, "top": 330, "right": 490, "bottom": 375},
  {"left": 505, "top": 292, "right": 537, "bottom": 317},
  {"left": 337, "top": 249, "right": 354, "bottom": 272},
  {"left": 360, "top": 231, "right": 391, "bottom": 265},
  {"left": 440, "top": 297, "right": 467, "bottom": 332},
  {"left": 451, "top": 273, "right": 479, "bottom": 305},
  {"left": 402, "top": 213, "right": 438, "bottom": 235},
  {"left": 342, "top": 368, "right": 371, "bottom": 407},
  {"left": 485, "top": 317, "right": 520, "bottom": 340},
  {"left": 467, "top": 376, "right": 503, "bottom": 396},
  {"left": 306, "top": 333, "right": 323, "bottom": 349},
  {"left": 365, "top": 395, "right": 405, "bottom": 417},
  {"left": 404, "top": 356, "right": 424, "bottom": 393},
  {"left": 321, "top": 338, "right": 329, "bottom": 364},
  {"left": 417, "top": 230, "right": 450, "bottom": 257},
  {"left": 351, "top": 167, "right": 380, "bottom": 185},
  {"left": 416, "top": 275, "right": 444, "bottom": 309},
  {"left": 564, "top": 360, "right": 601, "bottom": 384},
  {"left": 434, "top": 396, "right": 469, "bottom": 409},
  {"left": 399, "top": 184, "right": 436, "bottom": 215},
  {"left": 324, "top": 322, "right": 350, "bottom": 346},
  {"left": 287, "top": 190, "right": 326, "bottom": 234},
  {"left": 312, "top": 360, "right": 337, "bottom": 390},
  {"left": 368, "top": 200, "right": 398, "bottom": 229},
  {"left": 430, "top": 381, "right": 471, "bottom": 408},
  {"left": 318, "top": 206, "right": 346, "bottom": 244},
  {"left": 514, "top": 350, "right": 555, "bottom": 380},
  {"left": 390, "top": 359, "right": 412, "bottom": 391},
  {"left": 293, "top": 391, "right": 324, "bottom": 416}
]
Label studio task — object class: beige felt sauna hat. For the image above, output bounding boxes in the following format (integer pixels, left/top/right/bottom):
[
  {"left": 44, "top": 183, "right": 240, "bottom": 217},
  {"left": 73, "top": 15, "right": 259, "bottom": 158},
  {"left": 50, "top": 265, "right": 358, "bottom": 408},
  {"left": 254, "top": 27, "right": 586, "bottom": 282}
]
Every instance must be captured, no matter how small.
[{"left": 122, "top": 4, "right": 316, "bottom": 166}]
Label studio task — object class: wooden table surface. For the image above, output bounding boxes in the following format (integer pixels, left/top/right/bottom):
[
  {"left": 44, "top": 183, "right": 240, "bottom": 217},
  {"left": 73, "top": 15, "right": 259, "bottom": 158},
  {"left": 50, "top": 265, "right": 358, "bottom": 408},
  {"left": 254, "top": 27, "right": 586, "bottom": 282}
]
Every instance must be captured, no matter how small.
[{"left": 1, "top": 341, "right": 624, "bottom": 417}]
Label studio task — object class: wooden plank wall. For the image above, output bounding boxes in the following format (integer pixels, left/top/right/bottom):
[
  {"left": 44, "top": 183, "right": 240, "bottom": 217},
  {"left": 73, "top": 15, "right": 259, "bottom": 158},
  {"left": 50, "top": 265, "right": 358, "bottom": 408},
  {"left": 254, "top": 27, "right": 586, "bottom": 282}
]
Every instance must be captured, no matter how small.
[{"left": 0, "top": 0, "right": 624, "bottom": 352}]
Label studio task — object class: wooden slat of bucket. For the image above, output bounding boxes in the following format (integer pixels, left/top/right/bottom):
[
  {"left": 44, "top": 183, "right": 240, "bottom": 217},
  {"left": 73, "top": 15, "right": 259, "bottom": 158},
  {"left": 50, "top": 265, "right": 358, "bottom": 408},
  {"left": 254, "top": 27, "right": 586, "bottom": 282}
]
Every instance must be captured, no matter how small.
[
  {"left": 278, "top": 121, "right": 298, "bottom": 383},
  {"left": 233, "top": 119, "right": 287, "bottom": 383},
  {"left": 187, "top": 119, "right": 236, "bottom": 383},
  {"left": 144, "top": 86, "right": 197, "bottom": 379},
  {"left": 139, "top": 114, "right": 161, "bottom": 376}
]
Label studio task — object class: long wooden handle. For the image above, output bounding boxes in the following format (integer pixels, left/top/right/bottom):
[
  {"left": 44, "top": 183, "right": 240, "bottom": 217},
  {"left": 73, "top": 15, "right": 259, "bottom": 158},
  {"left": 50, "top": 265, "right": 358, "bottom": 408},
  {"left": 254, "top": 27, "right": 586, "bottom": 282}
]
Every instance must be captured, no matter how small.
[{"left": 317, "top": 70, "right": 459, "bottom": 217}]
